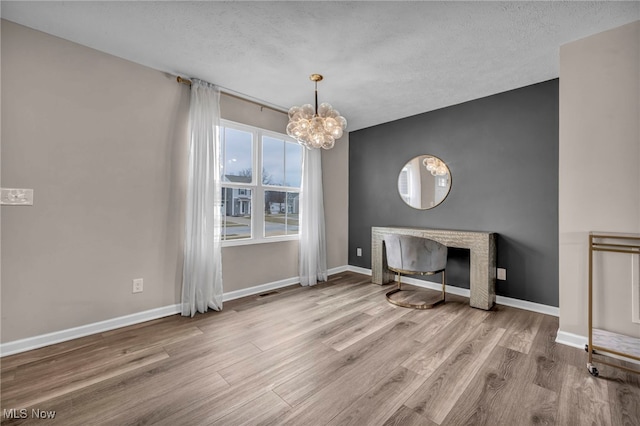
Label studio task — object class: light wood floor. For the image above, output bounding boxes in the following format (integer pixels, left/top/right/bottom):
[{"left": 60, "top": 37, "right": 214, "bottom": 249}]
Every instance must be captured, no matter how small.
[{"left": 2, "top": 272, "right": 639, "bottom": 425}]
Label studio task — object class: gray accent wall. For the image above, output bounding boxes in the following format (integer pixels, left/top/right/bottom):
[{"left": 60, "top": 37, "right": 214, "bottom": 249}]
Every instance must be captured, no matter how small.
[{"left": 349, "top": 79, "right": 559, "bottom": 307}]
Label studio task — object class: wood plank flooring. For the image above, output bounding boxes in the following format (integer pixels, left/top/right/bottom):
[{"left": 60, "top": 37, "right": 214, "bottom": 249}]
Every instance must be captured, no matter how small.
[{"left": 1, "top": 271, "right": 639, "bottom": 425}]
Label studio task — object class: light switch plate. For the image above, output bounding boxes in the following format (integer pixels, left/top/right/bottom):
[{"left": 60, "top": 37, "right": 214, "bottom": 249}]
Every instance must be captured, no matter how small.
[{"left": 1, "top": 188, "right": 34, "bottom": 206}]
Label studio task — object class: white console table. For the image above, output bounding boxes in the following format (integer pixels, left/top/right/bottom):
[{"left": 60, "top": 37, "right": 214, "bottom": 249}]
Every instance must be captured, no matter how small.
[{"left": 372, "top": 226, "right": 497, "bottom": 310}]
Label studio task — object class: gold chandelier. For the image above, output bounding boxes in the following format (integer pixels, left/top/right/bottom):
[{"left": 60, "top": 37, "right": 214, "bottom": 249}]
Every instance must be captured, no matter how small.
[
  {"left": 286, "top": 74, "right": 347, "bottom": 150},
  {"left": 423, "top": 156, "right": 448, "bottom": 176}
]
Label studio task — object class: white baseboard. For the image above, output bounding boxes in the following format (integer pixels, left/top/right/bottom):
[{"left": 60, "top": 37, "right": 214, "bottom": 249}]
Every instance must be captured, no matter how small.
[
  {"left": 223, "top": 265, "right": 350, "bottom": 301},
  {"left": 1, "top": 264, "right": 560, "bottom": 357},
  {"left": 0, "top": 266, "right": 352, "bottom": 357},
  {"left": 555, "top": 330, "right": 586, "bottom": 349},
  {"left": 345, "top": 265, "right": 559, "bottom": 317},
  {"left": 223, "top": 277, "right": 300, "bottom": 302},
  {"left": 555, "top": 330, "right": 640, "bottom": 366},
  {"left": 0, "top": 304, "right": 181, "bottom": 357},
  {"left": 496, "top": 296, "right": 559, "bottom": 317},
  {"left": 347, "top": 265, "right": 373, "bottom": 276},
  {"left": 328, "top": 265, "right": 350, "bottom": 275}
]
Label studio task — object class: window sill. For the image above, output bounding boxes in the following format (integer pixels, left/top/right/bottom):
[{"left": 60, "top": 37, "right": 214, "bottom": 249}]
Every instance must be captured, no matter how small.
[{"left": 222, "top": 235, "right": 299, "bottom": 248}]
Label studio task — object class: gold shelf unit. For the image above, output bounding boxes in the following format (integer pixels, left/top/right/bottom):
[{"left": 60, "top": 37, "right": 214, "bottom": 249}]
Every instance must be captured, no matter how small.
[{"left": 587, "top": 231, "right": 640, "bottom": 377}]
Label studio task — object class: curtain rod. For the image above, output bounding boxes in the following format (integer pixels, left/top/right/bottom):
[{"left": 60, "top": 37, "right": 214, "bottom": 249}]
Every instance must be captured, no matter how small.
[{"left": 176, "top": 76, "right": 287, "bottom": 114}]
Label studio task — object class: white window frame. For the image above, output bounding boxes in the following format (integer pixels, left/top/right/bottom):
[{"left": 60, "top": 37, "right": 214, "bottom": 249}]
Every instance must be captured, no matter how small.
[{"left": 220, "top": 119, "right": 302, "bottom": 247}]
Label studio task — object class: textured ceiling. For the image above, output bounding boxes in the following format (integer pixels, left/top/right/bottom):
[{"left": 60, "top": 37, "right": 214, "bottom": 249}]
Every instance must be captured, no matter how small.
[{"left": 2, "top": 1, "right": 639, "bottom": 131}]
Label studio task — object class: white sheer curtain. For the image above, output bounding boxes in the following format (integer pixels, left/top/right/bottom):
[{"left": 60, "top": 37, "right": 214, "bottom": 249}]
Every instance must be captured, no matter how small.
[
  {"left": 181, "top": 79, "right": 223, "bottom": 316},
  {"left": 299, "top": 147, "right": 328, "bottom": 286}
]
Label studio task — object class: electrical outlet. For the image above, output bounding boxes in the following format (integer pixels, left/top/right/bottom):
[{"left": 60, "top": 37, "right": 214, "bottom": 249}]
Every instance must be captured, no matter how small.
[
  {"left": 357, "top": 247, "right": 362, "bottom": 257},
  {"left": 132, "top": 278, "right": 143, "bottom": 293},
  {"left": 497, "top": 268, "right": 507, "bottom": 281}
]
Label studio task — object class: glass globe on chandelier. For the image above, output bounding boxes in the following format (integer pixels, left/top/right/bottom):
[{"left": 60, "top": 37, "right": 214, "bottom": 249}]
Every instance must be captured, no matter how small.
[
  {"left": 423, "top": 156, "right": 448, "bottom": 176},
  {"left": 286, "top": 74, "right": 347, "bottom": 150}
]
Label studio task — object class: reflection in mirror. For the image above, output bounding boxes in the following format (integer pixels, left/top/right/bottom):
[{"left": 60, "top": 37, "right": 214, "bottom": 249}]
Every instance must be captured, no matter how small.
[{"left": 398, "top": 155, "right": 451, "bottom": 210}]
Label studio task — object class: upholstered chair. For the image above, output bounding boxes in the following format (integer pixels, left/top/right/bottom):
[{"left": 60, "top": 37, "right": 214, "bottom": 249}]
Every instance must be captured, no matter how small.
[{"left": 383, "top": 234, "right": 447, "bottom": 309}]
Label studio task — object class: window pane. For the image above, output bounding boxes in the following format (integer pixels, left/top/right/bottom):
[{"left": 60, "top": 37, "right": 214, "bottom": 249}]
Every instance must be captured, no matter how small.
[
  {"left": 399, "top": 167, "right": 410, "bottom": 204},
  {"left": 222, "top": 187, "right": 252, "bottom": 240},
  {"left": 262, "top": 136, "right": 284, "bottom": 186},
  {"left": 222, "top": 128, "right": 253, "bottom": 183},
  {"left": 285, "top": 142, "right": 303, "bottom": 188},
  {"left": 285, "top": 192, "right": 300, "bottom": 235},
  {"left": 262, "top": 136, "right": 302, "bottom": 188},
  {"left": 264, "top": 191, "right": 299, "bottom": 237}
]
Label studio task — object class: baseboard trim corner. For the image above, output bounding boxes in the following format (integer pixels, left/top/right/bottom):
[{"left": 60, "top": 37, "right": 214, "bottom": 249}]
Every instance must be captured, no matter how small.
[
  {"left": 328, "top": 265, "right": 350, "bottom": 275},
  {"left": 555, "top": 330, "right": 587, "bottom": 349},
  {"left": 346, "top": 265, "right": 372, "bottom": 276}
]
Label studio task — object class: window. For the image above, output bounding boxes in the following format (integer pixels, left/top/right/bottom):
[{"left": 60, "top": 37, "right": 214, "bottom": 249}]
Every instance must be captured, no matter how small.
[
  {"left": 220, "top": 120, "right": 303, "bottom": 245},
  {"left": 398, "top": 166, "right": 410, "bottom": 204}
]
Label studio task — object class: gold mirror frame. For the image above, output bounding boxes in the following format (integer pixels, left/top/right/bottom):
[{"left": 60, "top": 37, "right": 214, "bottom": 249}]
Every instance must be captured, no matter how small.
[{"left": 397, "top": 155, "right": 452, "bottom": 210}]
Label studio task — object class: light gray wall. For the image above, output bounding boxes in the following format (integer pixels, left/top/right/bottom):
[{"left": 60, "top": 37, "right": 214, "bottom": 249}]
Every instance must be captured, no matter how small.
[
  {"left": 1, "top": 20, "right": 189, "bottom": 342},
  {"left": 349, "top": 80, "right": 559, "bottom": 306},
  {"left": 559, "top": 21, "right": 640, "bottom": 338},
  {"left": 217, "top": 94, "right": 300, "bottom": 293},
  {"left": 322, "top": 133, "right": 349, "bottom": 271},
  {"left": 1, "top": 20, "right": 349, "bottom": 343}
]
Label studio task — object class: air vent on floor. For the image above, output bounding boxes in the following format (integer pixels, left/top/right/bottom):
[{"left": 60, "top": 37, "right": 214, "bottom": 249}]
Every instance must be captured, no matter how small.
[{"left": 258, "top": 291, "right": 279, "bottom": 297}]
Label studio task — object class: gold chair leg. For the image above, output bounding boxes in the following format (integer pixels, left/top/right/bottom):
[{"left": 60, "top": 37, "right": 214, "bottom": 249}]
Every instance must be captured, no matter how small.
[{"left": 385, "top": 271, "right": 446, "bottom": 310}]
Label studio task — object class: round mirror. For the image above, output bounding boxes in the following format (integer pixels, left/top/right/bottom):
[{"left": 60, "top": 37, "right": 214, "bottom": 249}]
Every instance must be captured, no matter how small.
[{"left": 397, "top": 155, "right": 452, "bottom": 209}]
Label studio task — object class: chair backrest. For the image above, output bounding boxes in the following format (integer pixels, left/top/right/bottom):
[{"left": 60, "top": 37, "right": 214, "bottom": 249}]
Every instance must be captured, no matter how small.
[{"left": 384, "top": 234, "right": 448, "bottom": 274}]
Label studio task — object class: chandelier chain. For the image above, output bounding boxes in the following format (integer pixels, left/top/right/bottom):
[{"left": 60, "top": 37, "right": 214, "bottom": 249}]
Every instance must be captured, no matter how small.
[{"left": 286, "top": 74, "right": 347, "bottom": 150}]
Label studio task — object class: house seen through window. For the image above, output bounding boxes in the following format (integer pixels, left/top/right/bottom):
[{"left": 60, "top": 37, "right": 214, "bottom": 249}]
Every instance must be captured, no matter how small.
[{"left": 220, "top": 121, "right": 302, "bottom": 244}]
